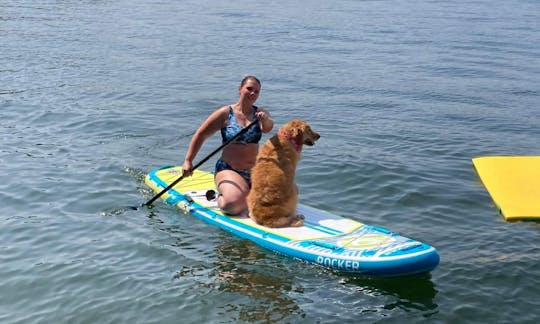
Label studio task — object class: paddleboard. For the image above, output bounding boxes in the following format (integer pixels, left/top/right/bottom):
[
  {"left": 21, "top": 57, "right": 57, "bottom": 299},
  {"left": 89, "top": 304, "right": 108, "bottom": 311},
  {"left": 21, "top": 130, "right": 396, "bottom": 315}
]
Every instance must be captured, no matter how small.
[
  {"left": 145, "top": 166, "right": 440, "bottom": 276},
  {"left": 472, "top": 156, "right": 540, "bottom": 221}
]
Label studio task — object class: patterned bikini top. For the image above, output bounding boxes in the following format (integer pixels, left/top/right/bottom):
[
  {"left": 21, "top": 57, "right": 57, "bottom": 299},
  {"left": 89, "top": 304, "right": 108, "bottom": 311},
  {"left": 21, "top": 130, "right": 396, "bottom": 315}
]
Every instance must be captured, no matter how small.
[{"left": 221, "top": 106, "right": 262, "bottom": 144}]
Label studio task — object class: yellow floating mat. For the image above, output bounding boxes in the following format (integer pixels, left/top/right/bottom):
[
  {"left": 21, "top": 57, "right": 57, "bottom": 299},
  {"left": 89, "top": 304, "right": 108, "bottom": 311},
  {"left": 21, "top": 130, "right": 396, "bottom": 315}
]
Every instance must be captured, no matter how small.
[{"left": 472, "top": 156, "right": 540, "bottom": 221}]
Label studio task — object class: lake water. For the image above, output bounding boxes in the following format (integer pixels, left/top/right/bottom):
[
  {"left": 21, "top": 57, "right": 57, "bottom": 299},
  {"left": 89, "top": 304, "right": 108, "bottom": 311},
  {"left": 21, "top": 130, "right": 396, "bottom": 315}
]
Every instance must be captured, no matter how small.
[{"left": 1, "top": 0, "right": 539, "bottom": 323}]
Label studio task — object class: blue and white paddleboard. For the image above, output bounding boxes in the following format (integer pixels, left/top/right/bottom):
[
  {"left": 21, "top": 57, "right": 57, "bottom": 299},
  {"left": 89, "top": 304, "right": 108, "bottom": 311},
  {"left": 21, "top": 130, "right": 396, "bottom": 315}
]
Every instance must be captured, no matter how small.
[{"left": 145, "top": 166, "right": 440, "bottom": 277}]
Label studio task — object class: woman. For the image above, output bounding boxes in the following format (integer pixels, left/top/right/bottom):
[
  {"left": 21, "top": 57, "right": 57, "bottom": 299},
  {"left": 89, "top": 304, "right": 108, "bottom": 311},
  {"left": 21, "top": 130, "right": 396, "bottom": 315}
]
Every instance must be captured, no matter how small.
[{"left": 182, "top": 76, "right": 274, "bottom": 215}]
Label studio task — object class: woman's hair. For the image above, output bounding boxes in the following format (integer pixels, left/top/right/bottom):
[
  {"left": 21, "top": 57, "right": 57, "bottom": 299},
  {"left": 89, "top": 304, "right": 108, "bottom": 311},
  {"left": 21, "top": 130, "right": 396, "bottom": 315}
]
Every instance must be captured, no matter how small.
[{"left": 240, "top": 75, "right": 261, "bottom": 87}]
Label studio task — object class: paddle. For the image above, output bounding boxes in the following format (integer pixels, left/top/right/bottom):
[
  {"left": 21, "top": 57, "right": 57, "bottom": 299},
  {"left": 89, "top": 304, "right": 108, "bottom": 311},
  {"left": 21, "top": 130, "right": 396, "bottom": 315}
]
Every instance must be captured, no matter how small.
[{"left": 138, "top": 119, "right": 259, "bottom": 209}]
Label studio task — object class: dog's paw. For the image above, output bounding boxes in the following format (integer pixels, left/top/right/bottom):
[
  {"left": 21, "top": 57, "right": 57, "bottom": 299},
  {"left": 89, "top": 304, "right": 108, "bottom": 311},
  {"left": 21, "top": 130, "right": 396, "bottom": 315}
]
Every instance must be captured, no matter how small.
[
  {"left": 290, "top": 214, "right": 304, "bottom": 227},
  {"left": 290, "top": 219, "right": 304, "bottom": 227}
]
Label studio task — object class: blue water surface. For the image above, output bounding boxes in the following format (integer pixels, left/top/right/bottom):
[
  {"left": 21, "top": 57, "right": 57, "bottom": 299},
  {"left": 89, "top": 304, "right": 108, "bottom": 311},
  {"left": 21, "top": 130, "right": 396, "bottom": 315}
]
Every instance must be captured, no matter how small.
[{"left": 1, "top": 0, "right": 539, "bottom": 323}]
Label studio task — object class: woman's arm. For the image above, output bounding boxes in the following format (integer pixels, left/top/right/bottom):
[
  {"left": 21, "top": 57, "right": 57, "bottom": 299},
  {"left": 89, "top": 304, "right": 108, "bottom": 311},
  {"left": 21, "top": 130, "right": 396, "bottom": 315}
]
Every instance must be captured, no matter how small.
[
  {"left": 256, "top": 108, "right": 274, "bottom": 133},
  {"left": 182, "top": 106, "right": 228, "bottom": 175}
]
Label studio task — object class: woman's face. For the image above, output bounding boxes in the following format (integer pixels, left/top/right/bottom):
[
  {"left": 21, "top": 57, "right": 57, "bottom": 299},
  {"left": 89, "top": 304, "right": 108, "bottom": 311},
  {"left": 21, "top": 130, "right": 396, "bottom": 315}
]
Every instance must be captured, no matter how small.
[{"left": 239, "top": 79, "right": 261, "bottom": 103}]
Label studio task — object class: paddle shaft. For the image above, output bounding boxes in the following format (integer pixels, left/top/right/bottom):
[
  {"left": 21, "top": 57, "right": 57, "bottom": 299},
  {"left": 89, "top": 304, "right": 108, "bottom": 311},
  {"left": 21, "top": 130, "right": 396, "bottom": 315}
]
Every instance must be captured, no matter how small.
[{"left": 143, "top": 119, "right": 259, "bottom": 207}]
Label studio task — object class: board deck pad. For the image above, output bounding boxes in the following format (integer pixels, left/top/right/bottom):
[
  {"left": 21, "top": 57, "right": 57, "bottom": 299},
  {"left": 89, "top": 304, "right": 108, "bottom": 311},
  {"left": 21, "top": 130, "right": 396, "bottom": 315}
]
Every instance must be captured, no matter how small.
[
  {"left": 145, "top": 166, "right": 439, "bottom": 276},
  {"left": 472, "top": 156, "right": 540, "bottom": 221}
]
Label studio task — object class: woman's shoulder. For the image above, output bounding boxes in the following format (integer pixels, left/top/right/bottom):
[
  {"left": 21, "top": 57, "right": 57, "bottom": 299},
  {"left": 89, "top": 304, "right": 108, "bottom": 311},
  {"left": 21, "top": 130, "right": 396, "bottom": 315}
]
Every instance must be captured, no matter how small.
[
  {"left": 216, "top": 105, "right": 232, "bottom": 114},
  {"left": 206, "top": 105, "right": 232, "bottom": 128},
  {"left": 209, "top": 105, "right": 231, "bottom": 117}
]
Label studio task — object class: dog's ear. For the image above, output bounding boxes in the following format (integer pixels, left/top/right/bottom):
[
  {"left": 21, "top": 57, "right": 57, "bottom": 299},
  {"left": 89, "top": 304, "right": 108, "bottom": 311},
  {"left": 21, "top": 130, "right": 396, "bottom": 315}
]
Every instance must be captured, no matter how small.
[{"left": 289, "top": 120, "right": 304, "bottom": 139}]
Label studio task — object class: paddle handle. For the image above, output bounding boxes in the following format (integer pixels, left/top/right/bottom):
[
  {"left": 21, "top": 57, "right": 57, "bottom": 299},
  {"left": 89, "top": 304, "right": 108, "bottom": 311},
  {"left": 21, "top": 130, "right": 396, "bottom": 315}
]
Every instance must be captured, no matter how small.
[{"left": 143, "top": 119, "right": 259, "bottom": 207}]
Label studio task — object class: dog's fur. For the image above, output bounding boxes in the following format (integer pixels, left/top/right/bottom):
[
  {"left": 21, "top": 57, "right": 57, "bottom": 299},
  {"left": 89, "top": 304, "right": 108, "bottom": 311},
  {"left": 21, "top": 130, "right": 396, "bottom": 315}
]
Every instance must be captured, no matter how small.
[{"left": 247, "top": 120, "right": 320, "bottom": 228}]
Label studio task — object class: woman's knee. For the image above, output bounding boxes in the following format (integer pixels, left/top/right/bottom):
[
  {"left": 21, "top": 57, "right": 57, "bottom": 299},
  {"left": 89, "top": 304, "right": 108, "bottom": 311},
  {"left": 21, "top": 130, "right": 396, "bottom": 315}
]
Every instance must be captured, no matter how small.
[
  {"left": 215, "top": 171, "right": 249, "bottom": 215},
  {"left": 218, "top": 194, "right": 246, "bottom": 215}
]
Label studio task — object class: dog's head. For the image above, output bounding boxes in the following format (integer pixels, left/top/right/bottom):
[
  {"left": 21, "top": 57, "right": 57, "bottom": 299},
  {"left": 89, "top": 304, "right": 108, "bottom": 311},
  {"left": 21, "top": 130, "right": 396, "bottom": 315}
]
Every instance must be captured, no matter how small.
[{"left": 284, "top": 119, "right": 320, "bottom": 146}]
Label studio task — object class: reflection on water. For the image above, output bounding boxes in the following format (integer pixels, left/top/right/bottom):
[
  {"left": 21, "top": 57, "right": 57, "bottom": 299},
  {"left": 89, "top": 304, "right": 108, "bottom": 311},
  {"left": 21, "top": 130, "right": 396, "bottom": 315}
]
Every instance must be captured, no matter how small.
[
  {"left": 341, "top": 273, "right": 439, "bottom": 316},
  {"left": 163, "top": 220, "right": 440, "bottom": 321},
  {"left": 211, "top": 238, "right": 303, "bottom": 322}
]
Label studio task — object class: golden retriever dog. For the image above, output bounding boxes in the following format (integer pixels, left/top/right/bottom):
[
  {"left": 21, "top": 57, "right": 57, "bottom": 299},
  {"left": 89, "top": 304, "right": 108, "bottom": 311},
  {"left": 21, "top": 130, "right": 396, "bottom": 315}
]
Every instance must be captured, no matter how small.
[{"left": 247, "top": 120, "right": 320, "bottom": 228}]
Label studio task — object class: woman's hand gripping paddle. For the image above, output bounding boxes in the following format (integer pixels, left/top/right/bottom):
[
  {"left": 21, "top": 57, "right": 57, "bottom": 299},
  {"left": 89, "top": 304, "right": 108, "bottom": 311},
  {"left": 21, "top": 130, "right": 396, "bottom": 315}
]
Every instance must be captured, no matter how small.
[{"left": 132, "top": 119, "right": 259, "bottom": 210}]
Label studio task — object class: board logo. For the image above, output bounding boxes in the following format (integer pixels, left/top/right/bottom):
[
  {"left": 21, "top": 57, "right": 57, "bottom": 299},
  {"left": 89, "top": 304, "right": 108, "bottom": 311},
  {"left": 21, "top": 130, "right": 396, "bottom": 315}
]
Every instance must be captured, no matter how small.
[{"left": 338, "top": 234, "right": 393, "bottom": 250}]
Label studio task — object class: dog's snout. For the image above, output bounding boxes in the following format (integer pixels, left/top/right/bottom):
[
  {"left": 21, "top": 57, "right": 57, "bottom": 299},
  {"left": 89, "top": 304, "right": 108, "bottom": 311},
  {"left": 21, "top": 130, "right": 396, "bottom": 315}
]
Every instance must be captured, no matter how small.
[
  {"left": 303, "top": 127, "right": 320, "bottom": 146},
  {"left": 309, "top": 128, "right": 320, "bottom": 141}
]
